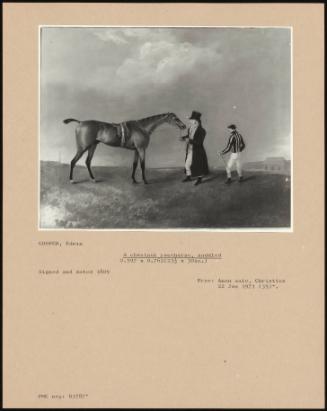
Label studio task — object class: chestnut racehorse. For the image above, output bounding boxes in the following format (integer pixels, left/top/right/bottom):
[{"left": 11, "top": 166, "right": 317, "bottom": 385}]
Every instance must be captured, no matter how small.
[{"left": 63, "top": 112, "right": 186, "bottom": 184}]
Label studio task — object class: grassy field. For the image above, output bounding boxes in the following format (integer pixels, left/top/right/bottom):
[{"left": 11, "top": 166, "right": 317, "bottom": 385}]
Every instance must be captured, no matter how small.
[{"left": 40, "top": 161, "right": 291, "bottom": 229}]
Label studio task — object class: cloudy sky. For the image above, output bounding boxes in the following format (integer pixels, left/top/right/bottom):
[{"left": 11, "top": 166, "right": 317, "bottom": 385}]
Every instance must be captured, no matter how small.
[{"left": 40, "top": 27, "right": 291, "bottom": 167}]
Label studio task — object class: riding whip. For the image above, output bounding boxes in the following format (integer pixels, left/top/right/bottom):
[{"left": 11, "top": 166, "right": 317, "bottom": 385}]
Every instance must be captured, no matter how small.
[{"left": 218, "top": 152, "right": 227, "bottom": 167}]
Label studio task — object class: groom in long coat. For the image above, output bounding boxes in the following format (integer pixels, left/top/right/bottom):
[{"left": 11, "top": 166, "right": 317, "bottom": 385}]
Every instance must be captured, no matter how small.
[{"left": 182, "top": 111, "right": 209, "bottom": 185}]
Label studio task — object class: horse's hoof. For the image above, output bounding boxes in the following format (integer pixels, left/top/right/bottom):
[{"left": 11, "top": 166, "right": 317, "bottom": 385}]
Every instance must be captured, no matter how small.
[
  {"left": 91, "top": 179, "right": 97, "bottom": 183},
  {"left": 132, "top": 180, "right": 138, "bottom": 184},
  {"left": 70, "top": 179, "right": 76, "bottom": 184}
]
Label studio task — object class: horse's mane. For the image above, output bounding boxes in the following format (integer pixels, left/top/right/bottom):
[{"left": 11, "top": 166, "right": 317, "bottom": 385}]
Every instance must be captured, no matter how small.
[{"left": 138, "top": 113, "right": 170, "bottom": 126}]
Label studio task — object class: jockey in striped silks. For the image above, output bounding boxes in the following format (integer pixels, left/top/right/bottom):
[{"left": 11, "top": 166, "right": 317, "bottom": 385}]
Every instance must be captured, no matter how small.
[{"left": 219, "top": 124, "right": 246, "bottom": 184}]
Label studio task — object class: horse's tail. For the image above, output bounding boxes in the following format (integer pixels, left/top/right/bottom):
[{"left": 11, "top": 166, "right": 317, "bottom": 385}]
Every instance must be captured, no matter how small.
[{"left": 63, "top": 118, "right": 80, "bottom": 125}]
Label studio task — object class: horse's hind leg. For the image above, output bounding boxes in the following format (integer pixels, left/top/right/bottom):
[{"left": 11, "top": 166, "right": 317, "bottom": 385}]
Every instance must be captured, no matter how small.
[
  {"left": 138, "top": 148, "right": 148, "bottom": 184},
  {"left": 86, "top": 143, "right": 98, "bottom": 182},
  {"left": 70, "top": 149, "right": 86, "bottom": 183},
  {"left": 132, "top": 150, "right": 139, "bottom": 184}
]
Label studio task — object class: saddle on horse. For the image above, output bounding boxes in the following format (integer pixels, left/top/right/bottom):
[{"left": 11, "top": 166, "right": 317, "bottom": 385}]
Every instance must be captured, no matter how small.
[{"left": 116, "top": 122, "right": 129, "bottom": 147}]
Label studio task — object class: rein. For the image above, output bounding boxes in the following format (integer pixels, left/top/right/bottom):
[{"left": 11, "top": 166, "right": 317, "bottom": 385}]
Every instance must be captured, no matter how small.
[{"left": 147, "top": 113, "right": 170, "bottom": 135}]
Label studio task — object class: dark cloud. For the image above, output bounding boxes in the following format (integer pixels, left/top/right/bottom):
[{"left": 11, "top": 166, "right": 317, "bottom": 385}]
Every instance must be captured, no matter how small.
[{"left": 41, "top": 27, "right": 291, "bottom": 166}]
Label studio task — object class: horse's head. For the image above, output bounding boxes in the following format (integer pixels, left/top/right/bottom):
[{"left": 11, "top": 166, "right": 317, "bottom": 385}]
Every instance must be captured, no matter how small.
[{"left": 166, "top": 113, "right": 186, "bottom": 130}]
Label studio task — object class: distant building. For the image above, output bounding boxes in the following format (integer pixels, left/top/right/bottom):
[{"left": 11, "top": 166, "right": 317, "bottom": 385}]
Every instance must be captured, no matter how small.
[
  {"left": 243, "top": 157, "right": 291, "bottom": 175},
  {"left": 243, "top": 161, "right": 264, "bottom": 170},
  {"left": 263, "top": 157, "right": 290, "bottom": 175}
]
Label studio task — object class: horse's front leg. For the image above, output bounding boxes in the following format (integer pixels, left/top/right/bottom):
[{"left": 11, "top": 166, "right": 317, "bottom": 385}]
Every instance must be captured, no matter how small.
[
  {"left": 138, "top": 148, "right": 148, "bottom": 184},
  {"left": 132, "top": 150, "right": 139, "bottom": 184}
]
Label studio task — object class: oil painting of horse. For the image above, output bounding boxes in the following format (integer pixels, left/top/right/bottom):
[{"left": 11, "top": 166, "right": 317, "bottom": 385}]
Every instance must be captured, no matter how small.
[{"left": 40, "top": 27, "right": 291, "bottom": 230}]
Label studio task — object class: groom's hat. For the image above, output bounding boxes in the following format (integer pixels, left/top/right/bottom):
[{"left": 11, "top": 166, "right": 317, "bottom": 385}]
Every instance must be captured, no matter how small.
[{"left": 189, "top": 111, "right": 202, "bottom": 121}]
